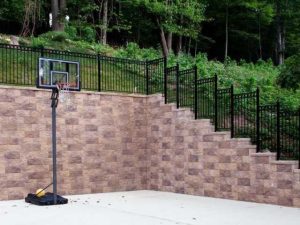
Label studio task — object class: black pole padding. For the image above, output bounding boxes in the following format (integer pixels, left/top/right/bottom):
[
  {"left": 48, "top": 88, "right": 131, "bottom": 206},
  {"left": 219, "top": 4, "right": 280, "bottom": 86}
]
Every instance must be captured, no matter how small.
[
  {"left": 256, "top": 88, "right": 260, "bottom": 153},
  {"left": 194, "top": 65, "right": 198, "bottom": 120},
  {"left": 276, "top": 101, "right": 281, "bottom": 160},
  {"left": 230, "top": 85, "right": 234, "bottom": 138}
]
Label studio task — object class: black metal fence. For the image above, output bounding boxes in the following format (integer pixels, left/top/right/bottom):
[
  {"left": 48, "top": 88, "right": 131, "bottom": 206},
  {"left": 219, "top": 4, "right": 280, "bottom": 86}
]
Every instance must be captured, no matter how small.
[
  {"left": 167, "top": 64, "right": 299, "bottom": 167},
  {"left": 0, "top": 43, "right": 165, "bottom": 94},
  {"left": 178, "top": 66, "right": 196, "bottom": 109},
  {"left": 195, "top": 75, "right": 217, "bottom": 120},
  {"left": 165, "top": 64, "right": 179, "bottom": 104},
  {"left": 0, "top": 43, "right": 299, "bottom": 167}
]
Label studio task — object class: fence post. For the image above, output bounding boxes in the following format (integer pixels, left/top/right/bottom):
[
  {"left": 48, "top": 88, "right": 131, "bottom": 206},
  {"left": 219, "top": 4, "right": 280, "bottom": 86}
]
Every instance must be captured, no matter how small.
[
  {"left": 214, "top": 75, "right": 218, "bottom": 132},
  {"left": 230, "top": 85, "right": 234, "bottom": 138},
  {"left": 176, "top": 63, "right": 179, "bottom": 109},
  {"left": 97, "top": 54, "right": 101, "bottom": 92},
  {"left": 298, "top": 108, "right": 300, "bottom": 169},
  {"left": 256, "top": 88, "right": 260, "bottom": 153},
  {"left": 40, "top": 47, "right": 44, "bottom": 57},
  {"left": 194, "top": 65, "right": 198, "bottom": 120},
  {"left": 164, "top": 57, "right": 167, "bottom": 104},
  {"left": 146, "top": 60, "right": 149, "bottom": 95},
  {"left": 276, "top": 101, "right": 281, "bottom": 160}
]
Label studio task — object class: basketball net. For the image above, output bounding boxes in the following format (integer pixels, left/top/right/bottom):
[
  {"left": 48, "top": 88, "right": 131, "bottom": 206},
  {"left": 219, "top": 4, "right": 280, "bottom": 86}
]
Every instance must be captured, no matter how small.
[{"left": 57, "top": 83, "right": 72, "bottom": 111}]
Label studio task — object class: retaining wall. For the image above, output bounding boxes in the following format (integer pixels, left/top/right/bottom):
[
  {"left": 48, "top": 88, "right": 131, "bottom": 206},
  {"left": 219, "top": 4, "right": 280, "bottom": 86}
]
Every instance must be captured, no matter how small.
[{"left": 0, "top": 86, "right": 299, "bottom": 207}]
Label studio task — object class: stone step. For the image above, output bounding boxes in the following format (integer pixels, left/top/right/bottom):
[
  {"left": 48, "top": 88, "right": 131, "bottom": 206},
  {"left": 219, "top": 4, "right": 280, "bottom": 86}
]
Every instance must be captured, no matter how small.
[
  {"left": 203, "top": 132, "right": 231, "bottom": 142},
  {"left": 173, "top": 108, "right": 194, "bottom": 119},
  {"left": 218, "top": 139, "right": 255, "bottom": 149},
  {"left": 270, "top": 160, "right": 299, "bottom": 171},
  {"left": 250, "top": 152, "right": 277, "bottom": 163}
]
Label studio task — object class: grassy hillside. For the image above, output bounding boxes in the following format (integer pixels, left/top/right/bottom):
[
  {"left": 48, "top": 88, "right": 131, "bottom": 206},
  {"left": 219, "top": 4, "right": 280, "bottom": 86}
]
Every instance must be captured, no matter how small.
[{"left": 0, "top": 32, "right": 299, "bottom": 109}]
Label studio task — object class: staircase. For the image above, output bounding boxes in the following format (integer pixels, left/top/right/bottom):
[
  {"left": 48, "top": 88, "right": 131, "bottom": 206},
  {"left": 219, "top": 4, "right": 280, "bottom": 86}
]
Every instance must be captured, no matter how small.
[{"left": 147, "top": 94, "right": 300, "bottom": 207}]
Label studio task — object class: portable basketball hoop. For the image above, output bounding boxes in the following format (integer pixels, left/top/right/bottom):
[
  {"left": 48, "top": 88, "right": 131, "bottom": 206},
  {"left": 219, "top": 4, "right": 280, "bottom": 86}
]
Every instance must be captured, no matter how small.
[{"left": 26, "top": 58, "right": 80, "bottom": 206}]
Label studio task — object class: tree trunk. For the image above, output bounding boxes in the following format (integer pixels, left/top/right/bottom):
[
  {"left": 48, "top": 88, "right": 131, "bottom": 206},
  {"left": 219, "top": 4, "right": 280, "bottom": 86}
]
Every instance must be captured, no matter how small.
[
  {"left": 95, "top": 0, "right": 103, "bottom": 42},
  {"left": 187, "top": 37, "right": 191, "bottom": 55},
  {"left": 225, "top": 3, "right": 229, "bottom": 60},
  {"left": 167, "top": 32, "right": 172, "bottom": 52},
  {"left": 101, "top": 0, "right": 108, "bottom": 45},
  {"left": 177, "top": 35, "right": 182, "bottom": 54},
  {"left": 59, "top": 0, "right": 66, "bottom": 31},
  {"left": 276, "top": 0, "right": 285, "bottom": 65},
  {"left": 51, "top": 0, "right": 59, "bottom": 31},
  {"left": 51, "top": 0, "right": 65, "bottom": 31},
  {"left": 258, "top": 13, "right": 262, "bottom": 59},
  {"left": 160, "top": 26, "right": 169, "bottom": 57}
]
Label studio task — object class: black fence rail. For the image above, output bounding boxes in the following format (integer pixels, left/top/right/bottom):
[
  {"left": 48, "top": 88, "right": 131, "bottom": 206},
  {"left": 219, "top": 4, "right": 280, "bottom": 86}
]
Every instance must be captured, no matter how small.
[
  {"left": 259, "top": 104, "right": 278, "bottom": 154},
  {"left": 279, "top": 109, "right": 300, "bottom": 161},
  {"left": 148, "top": 57, "right": 166, "bottom": 95},
  {"left": 232, "top": 89, "right": 259, "bottom": 144},
  {"left": 0, "top": 43, "right": 299, "bottom": 167},
  {"left": 0, "top": 43, "right": 165, "bottom": 94},
  {"left": 178, "top": 66, "right": 196, "bottom": 109},
  {"left": 170, "top": 70, "right": 299, "bottom": 167},
  {"left": 215, "top": 86, "right": 233, "bottom": 132},
  {"left": 195, "top": 75, "right": 217, "bottom": 120},
  {"left": 165, "top": 64, "right": 179, "bottom": 104}
]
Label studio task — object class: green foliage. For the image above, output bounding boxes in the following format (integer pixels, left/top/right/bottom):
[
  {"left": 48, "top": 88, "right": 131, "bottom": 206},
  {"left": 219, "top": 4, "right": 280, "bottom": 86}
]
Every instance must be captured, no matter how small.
[
  {"left": 40, "top": 31, "right": 70, "bottom": 42},
  {"left": 31, "top": 37, "right": 47, "bottom": 48},
  {"left": 278, "top": 54, "right": 300, "bottom": 90},
  {"left": 114, "top": 42, "right": 160, "bottom": 60},
  {"left": 80, "top": 26, "right": 96, "bottom": 43},
  {"left": 0, "top": 0, "right": 24, "bottom": 22},
  {"left": 65, "top": 25, "right": 78, "bottom": 40}
]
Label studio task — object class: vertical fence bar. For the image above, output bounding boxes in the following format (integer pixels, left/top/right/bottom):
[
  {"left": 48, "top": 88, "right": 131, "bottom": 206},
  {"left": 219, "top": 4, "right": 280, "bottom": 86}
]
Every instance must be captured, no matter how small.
[
  {"left": 97, "top": 54, "right": 101, "bottom": 92},
  {"left": 214, "top": 75, "right": 218, "bottom": 132},
  {"left": 194, "top": 65, "right": 198, "bottom": 120},
  {"left": 298, "top": 108, "right": 300, "bottom": 169},
  {"left": 276, "top": 101, "right": 281, "bottom": 160},
  {"left": 176, "top": 63, "right": 179, "bottom": 109},
  {"left": 146, "top": 60, "right": 149, "bottom": 95},
  {"left": 256, "top": 88, "right": 260, "bottom": 152},
  {"left": 164, "top": 57, "right": 167, "bottom": 104},
  {"left": 230, "top": 85, "right": 234, "bottom": 138}
]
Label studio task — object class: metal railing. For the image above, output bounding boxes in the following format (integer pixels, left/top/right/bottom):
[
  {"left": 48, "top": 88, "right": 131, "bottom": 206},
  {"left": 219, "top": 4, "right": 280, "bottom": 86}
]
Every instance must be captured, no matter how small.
[
  {"left": 164, "top": 65, "right": 299, "bottom": 167},
  {"left": 0, "top": 43, "right": 299, "bottom": 167},
  {"left": 0, "top": 43, "right": 165, "bottom": 94}
]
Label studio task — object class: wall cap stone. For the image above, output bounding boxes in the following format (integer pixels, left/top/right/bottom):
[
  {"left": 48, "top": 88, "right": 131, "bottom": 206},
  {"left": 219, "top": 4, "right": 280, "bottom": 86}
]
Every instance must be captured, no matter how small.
[{"left": 0, "top": 85, "right": 156, "bottom": 98}]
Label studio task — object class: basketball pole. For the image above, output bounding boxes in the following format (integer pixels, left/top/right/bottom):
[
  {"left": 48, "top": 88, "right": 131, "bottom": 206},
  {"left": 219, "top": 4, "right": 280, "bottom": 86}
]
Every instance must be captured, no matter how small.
[{"left": 51, "top": 88, "right": 59, "bottom": 205}]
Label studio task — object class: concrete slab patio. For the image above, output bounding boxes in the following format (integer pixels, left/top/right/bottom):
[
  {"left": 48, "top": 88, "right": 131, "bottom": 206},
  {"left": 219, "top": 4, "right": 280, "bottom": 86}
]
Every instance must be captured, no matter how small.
[{"left": 0, "top": 191, "right": 299, "bottom": 225}]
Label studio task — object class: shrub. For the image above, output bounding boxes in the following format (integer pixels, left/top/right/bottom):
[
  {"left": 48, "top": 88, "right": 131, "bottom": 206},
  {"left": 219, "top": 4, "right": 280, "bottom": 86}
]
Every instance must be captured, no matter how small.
[
  {"left": 81, "top": 26, "right": 96, "bottom": 43},
  {"left": 277, "top": 54, "right": 300, "bottom": 90},
  {"left": 31, "top": 37, "right": 47, "bottom": 48},
  {"left": 40, "top": 31, "right": 69, "bottom": 42},
  {"left": 65, "top": 25, "right": 78, "bottom": 40}
]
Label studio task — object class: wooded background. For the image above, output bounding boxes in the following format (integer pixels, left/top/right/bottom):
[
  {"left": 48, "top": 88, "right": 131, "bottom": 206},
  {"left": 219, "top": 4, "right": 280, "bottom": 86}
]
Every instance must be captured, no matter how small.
[{"left": 0, "top": 0, "right": 299, "bottom": 64}]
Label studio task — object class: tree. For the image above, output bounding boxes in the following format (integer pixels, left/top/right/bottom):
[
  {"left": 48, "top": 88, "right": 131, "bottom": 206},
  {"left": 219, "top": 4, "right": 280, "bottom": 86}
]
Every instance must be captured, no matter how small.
[
  {"left": 278, "top": 53, "right": 300, "bottom": 90},
  {"left": 51, "top": 0, "right": 67, "bottom": 31},
  {"left": 121, "top": 0, "right": 205, "bottom": 56},
  {"left": 243, "top": 0, "right": 274, "bottom": 59}
]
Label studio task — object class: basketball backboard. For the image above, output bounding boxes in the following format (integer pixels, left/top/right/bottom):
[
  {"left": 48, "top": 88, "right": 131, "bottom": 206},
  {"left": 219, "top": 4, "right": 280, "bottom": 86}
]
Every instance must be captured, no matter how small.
[{"left": 37, "top": 58, "right": 80, "bottom": 91}]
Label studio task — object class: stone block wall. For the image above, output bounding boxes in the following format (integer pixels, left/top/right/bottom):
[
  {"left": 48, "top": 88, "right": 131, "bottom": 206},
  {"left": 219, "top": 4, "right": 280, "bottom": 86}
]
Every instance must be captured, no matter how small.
[
  {"left": 0, "top": 86, "right": 148, "bottom": 200},
  {"left": 147, "top": 95, "right": 300, "bottom": 207},
  {"left": 0, "top": 86, "right": 299, "bottom": 208}
]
